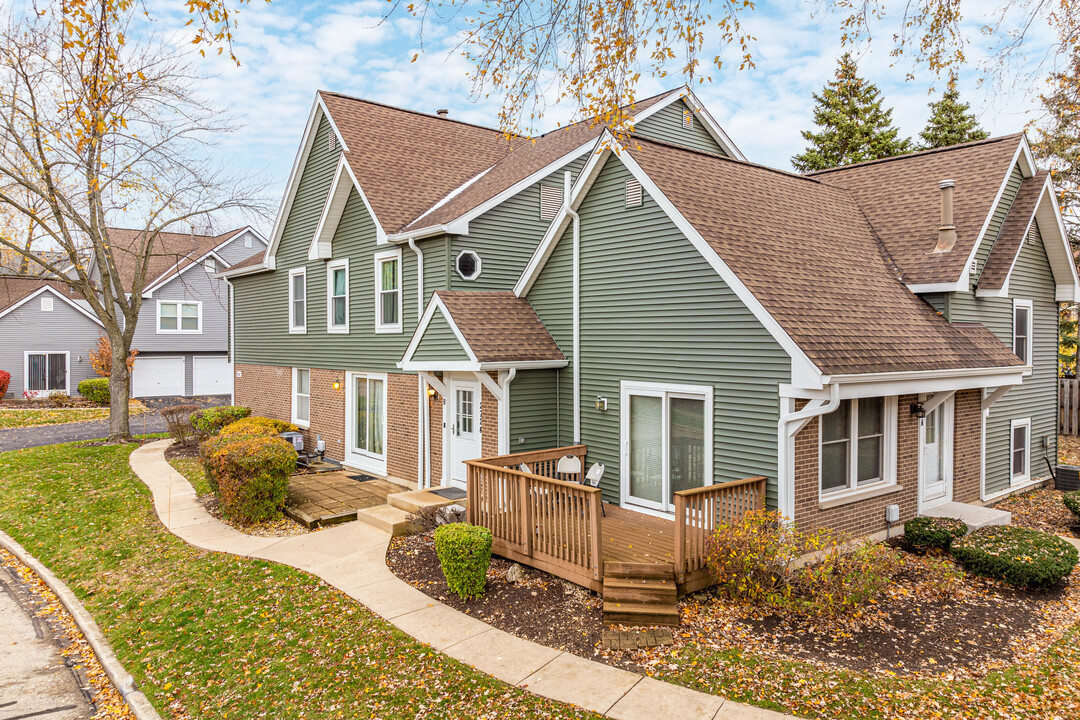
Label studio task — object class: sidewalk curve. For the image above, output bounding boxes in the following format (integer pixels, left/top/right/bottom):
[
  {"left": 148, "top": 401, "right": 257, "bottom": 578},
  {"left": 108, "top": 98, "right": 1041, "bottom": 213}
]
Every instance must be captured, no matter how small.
[{"left": 129, "top": 440, "right": 793, "bottom": 720}]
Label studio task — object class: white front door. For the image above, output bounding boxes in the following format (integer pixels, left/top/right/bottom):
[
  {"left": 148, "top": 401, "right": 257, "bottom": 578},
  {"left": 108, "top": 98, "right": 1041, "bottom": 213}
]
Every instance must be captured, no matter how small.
[
  {"left": 448, "top": 377, "right": 482, "bottom": 488},
  {"left": 919, "top": 395, "right": 953, "bottom": 509}
]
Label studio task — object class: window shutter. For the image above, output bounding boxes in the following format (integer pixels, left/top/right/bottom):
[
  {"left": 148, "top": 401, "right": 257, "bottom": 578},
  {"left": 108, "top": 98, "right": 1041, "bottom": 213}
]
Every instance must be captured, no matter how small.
[
  {"left": 625, "top": 178, "right": 643, "bottom": 207},
  {"left": 540, "top": 184, "right": 561, "bottom": 220},
  {"left": 682, "top": 109, "right": 693, "bottom": 130}
]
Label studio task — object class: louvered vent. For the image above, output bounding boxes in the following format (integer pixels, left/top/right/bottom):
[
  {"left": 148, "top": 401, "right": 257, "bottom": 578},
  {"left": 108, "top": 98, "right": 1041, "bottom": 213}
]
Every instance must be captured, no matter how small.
[
  {"left": 682, "top": 109, "right": 693, "bottom": 129},
  {"left": 625, "top": 178, "right": 643, "bottom": 207},
  {"left": 329, "top": 133, "right": 336, "bottom": 151},
  {"left": 540, "top": 184, "right": 561, "bottom": 220}
]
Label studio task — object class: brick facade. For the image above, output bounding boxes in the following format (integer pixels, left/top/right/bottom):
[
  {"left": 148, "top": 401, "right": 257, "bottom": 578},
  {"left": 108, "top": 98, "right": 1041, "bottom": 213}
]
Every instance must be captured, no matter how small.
[
  {"left": 793, "top": 390, "right": 982, "bottom": 538},
  {"left": 386, "top": 373, "right": 419, "bottom": 483}
]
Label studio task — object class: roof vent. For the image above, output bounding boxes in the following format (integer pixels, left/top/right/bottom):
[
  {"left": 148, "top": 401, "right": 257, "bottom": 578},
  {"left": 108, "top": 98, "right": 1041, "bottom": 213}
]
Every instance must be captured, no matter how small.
[
  {"left": 436, "top": 109, "right": 449, "bottom": 118},
  {"left": 935, "top": 179, "right": 957, "bottom": 253}
]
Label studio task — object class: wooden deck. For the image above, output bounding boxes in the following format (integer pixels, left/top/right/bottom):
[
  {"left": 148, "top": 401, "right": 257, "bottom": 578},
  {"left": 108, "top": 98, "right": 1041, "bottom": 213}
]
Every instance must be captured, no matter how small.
[{"left": 601, "top": 504, "right": 675, "bottom": 566}]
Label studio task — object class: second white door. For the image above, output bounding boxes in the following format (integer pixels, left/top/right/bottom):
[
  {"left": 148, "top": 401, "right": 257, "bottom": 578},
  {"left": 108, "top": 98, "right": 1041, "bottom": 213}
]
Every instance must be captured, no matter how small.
[
  {"left": 919, "top": 395, "right": 953, "bottom": 510},
  {"left": 448, "top": 377, "right": 482, "bottom": 488}
]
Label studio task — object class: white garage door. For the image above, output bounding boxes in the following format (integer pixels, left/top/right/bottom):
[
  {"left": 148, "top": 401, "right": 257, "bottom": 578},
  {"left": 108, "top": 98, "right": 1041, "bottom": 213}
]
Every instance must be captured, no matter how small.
[
  {"left": 132, "top": 356, "right": 185, "bottom": 397},
  {"left": 193, "top": 356, "right": 232, "bottom": 396}
]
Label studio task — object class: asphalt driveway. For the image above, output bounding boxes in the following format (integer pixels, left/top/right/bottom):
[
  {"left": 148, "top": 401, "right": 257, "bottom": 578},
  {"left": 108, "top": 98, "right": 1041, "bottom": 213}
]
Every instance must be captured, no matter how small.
[{"left": 0, "top": 395, "right": 228, "bottom": 452}]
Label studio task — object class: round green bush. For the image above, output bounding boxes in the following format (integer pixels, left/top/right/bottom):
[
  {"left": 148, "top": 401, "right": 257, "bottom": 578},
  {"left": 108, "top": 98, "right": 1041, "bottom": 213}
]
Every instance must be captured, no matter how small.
[
  {"left": 190, "top": 405, "right": 252, "bottom": 436},
  {"left": 202, "top": 435, "right": 296, "bottom": 525},
  {"left": 77, "top": 378, "right": 110, "bottom": 404},
  {"left": 904, "top": 516, "right": 968, "bottom": 549},
  {"left": 434, "top": 523, "right": 493, "bottom": 600},
  {"left": 1064, "top": 491, "right": 1080, "bottom": 520},
  {"left": 219, "top": 416, "right": 298, "bottom": 439},
  {"left": 951, "top": 525, "right": 1078, "bottom": 587}
]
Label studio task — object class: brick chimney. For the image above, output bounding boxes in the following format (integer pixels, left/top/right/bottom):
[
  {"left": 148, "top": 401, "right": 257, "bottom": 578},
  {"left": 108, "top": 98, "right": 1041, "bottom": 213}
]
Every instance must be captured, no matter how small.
[{"left": 935, "top": 179, "right": 957, "bottom": 252}]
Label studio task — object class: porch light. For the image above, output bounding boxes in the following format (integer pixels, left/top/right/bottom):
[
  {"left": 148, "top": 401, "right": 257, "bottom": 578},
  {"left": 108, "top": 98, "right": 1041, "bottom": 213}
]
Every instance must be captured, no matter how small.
[
  {"left": 595, "top": 395, "right": 608, "bottom": 412},
  {"left": 909, "top": 402, "right": 925, "bottom": 419},
  {"left": 427, "top": 387, "right": 436, "bottom": 397},
  {"left": 332, "top": 380, "right": 341, "bottom": 390}
]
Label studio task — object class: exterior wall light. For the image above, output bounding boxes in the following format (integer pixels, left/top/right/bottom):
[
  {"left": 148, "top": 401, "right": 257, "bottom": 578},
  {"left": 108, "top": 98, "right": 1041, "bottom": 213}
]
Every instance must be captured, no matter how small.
[
  {"left": 332, "top": 380, "right": 341, "bottom": 390},
  {"left": 909, "top": 402, "right": 925, "bottom": 419},
  {"left": 427, "top": 387, "right": 437, "bottom": 397},
  {"left": 595, "top": 395, "right": 608, "bottom": 412}
]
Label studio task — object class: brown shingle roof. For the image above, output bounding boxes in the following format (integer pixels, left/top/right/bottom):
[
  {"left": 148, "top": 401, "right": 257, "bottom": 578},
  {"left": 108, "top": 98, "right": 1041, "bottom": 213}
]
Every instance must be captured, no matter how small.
[
  {"left": 627, "top": 137, "right": 1023, "bottom": 375},
  {"left": 0, "top": 277, "right": 77, "bottom": 314},
  {"left": 103, "top": 226, "right": 247, "bottom": 290},
  {"left": 978, "top": 171, "right": 1048, "bottom": 290},
  {"left": 436, "top": 290, "right": 564, "bottom": 363},
  {"left": 319, "top": 92, "right": 522, "bottom": 234},
  {"left": 809, "top": 135, "right": 1023, "bottom": 286},
  {"left": 401, "top": 89, "right": 681, "bottom": 233}
]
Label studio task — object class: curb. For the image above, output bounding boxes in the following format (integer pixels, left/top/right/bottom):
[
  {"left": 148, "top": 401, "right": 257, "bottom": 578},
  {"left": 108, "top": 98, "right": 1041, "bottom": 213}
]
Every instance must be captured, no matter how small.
[{"left": 0, "top": 529, "right": 163, "bottom": 720}]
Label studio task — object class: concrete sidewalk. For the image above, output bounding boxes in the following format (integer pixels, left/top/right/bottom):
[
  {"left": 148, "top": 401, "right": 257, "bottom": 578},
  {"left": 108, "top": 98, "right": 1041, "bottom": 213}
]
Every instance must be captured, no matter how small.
[{"left": 129, "top": 440, "right": 791, "bottom": 720}]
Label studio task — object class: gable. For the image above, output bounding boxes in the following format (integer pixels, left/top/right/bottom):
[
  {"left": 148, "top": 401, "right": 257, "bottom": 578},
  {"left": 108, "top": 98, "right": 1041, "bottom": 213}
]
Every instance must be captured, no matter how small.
[
  {"left": 411, "top": 308, "right": 470, "bottom": 362},
  {"left": 973, "top": 163, "right": 1025, "bottom": 285},
  {"left": 275, "top": 115, "right": 341, "bottom": 268},
  {"left": 634, "top": 99, "right": 727, "bottom": 155}
]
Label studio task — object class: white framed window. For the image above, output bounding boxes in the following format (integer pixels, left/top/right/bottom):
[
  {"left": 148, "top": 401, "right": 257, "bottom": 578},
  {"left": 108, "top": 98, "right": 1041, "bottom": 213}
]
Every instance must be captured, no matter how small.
[
  {"left": 539, "top": 184, "right": 561, "bottom": 220},
  {"left": 40, "top": 296, "right": 53, "bottom": 312},
  {"left": 327, "top": 258, "right": 349, "bottom": 333},
  {"left": 1013, "top": 299, "right": 1033, "bottom": 367},
  {"left": 292, "top": 368, "right": 310, "bottom": 427},
  {"left": 24, "top": 351, "right": 68, "bottom": 394},
  {"left": 1010, "top": 417, "right": 1031, "bottom": 484},
  {"left": 289, "top": 267, "right": 307, "bottom": 334},
  {"left": 455, "top": 250, "right": 481, "bottom": 281},
  {"left": 819, "top": 397, "right": 898, "bottom": 497},
  {"left": 346, "top": 372, "right": 387, "bottom": 472},
  {"left": 157, "top": 300, "right": 202, "bottom": 334},
  {"left": 374, "top": 248, "right": 401, "bottom": 333}
]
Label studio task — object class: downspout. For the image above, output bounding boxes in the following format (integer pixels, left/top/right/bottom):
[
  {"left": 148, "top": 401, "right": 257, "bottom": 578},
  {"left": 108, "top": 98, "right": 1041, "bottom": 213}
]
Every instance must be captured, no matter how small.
[
  {"left": 776, "top": 384, "right": 840, "bottom": 519},
  {"left": 408, "top": 238, "right": 426, "bottom": 488},
  {"left": 225, "top": 277, "right": 235, "bottom": 406},
  {"left": 500, "top": 368, "right": 517, "bottom": 454},
  {"left": 564, "top": 170, "right": 582, "bottom": 443}
]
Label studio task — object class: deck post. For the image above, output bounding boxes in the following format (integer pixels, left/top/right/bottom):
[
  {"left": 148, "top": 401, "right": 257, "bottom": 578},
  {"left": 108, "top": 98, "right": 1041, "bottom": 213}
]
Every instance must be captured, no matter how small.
[
  {"left": 589, "top": 488, "right": 603, "bottom": 581},
  {"left": 674, "top": 492, "right": 687, "bottom": 584},
  {"left": 519, "top": 473, "right": 532, "bottom": 557},
  {"left": 465, "top": 462, "right": 474, "bottom": 524}
]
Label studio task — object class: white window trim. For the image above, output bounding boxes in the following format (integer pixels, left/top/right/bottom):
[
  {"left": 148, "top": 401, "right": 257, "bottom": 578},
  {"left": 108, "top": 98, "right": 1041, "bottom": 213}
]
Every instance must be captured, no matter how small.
[
  {"left": 326, "top": 258, "right": 350, "bottom": 333},
  {"left": 289, "top": 267, "right": 307, "bottom": 334},
  {"left": 1010, "top": 417, "right": 1032, "bottom": 485},
  {"left": 156, "top": 300, "right": 203, "bottom": 335},
  {"left": 618, "top": 379, "right": 714, "bottom": 517},
  {"left": 1013, "top": 298, "right": 1033, "bottom": 373},
  {"left": 818, "top": 396, "right": 898, "bottom": 502},
  {"left": 455, "top": 249, "right": 482, "bottom": 281},
  {"left": 23, "top": 351, "right": 69, "bottom": 394},
  {"left": 345, "top": 370, "right": 389, "bottom": 475},
  {"left": 373, "top": 248, "right": 402, "bottom": 334},
  {"left": 292, "top": 367, "right": 311, "bottom": 428}
]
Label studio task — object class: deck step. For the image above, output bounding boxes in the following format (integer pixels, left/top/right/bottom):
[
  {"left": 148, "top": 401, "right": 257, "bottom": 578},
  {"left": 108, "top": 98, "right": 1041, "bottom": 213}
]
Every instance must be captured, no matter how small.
[
  {"left": 602, "top": 600, "right": 681, "bottom": 627},
  {"left": 603, "top": 561, "right": 676, "bottom": 581},
  {"left": 387, "top": 489, "right": 459, "bottom": 515},
  {"left": 602, "top": 577, "right": 677, "bottom": 605},
  {"left": 356, "top": 504, "right": 412, "bottom": 537}
]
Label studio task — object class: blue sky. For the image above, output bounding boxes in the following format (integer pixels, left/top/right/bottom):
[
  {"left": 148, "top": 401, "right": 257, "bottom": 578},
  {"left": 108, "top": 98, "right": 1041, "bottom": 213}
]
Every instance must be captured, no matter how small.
[{"left": 152, "top": 0, "right": 1057, "bottom": 233}]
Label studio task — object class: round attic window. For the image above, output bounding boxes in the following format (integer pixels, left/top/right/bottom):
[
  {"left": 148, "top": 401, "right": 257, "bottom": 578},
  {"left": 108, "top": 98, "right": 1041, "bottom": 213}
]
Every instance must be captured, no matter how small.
[{"left": 455, "top": 250, "right": 481, "bottom": 281}]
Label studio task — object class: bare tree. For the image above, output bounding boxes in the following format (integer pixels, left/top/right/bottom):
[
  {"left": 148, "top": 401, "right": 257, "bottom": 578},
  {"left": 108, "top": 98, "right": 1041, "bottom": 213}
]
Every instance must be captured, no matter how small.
[{"left": 0, "top": 4, "right": 266, "bottom": 441}]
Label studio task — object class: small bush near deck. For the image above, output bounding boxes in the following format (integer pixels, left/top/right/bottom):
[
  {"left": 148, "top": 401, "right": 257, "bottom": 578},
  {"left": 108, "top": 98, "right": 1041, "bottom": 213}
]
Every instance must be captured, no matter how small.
[
  {"left": 190, "top": 405, "right": 251, "bottom": 436},
  {"left": 950, "top": 526, "right": 1078, "bottom": 587},
  {"left": 203, "top": 435, "right": 296, "bottom": 525},
  {"left": 48, "top": 391, "right": 70, "bottom": 407},
  {"left": 904, "top": 516, "right": 968, "bottom": 549},
  {"left": 0, "top": 370, "right": 9, "bottom": 397},
  {"left": 77, "top": 378, "right": 109, "bottom": 404},
  {"left": 161, "top": 404, "right": 201, "bottom": 447},
  {"left": 219, "top": 416, "right": 297, "bottom": 439},
  {"left": 1063, "top": 490, "right": 1080, "bottom": 519},
  {"left": 706, "top": 508, "right": 903, "bottom": 618},
  {"left": 434, "top": 523, "right": 493, "bottom": 601}
]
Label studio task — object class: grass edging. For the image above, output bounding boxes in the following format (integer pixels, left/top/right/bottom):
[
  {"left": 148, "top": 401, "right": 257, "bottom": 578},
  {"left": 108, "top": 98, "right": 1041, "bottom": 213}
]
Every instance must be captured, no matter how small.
[{"left": 0, "top": 528, "right": 162, "bottom": 720}]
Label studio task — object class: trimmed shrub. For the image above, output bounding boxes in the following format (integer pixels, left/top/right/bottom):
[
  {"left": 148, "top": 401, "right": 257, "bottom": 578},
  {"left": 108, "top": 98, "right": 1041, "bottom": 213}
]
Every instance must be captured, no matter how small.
[
  {"left": 434, "top": 523, "right": 493, "bottom": 600},
  {"left": 904, "top": 516, "right": 968, "bottom": 549},
  {"left": 77, "top": 378, "right": 110, "bottom": 405},
  {"left": 951, "top": 525, "right": 1078, "bottom": 587},
  {"left": 201, "top": 435, "right": 296, "bottom": 525},
  {"left": 190, "top": 405, "right": 252, "bottom": 436},
  {"left": 1064, "top": 490, "right": 1080, "bottom": 520},
  {"left": 161, "top": 403, "right": 200, "bottom": 447},
  {"left": 0, "top": 369, "right": 11, "bottom": 397},
  {"left": 48, "top": 391, "right": 70, "bottom": 407},
  {"left": 219, "top": 416, "right": 298, "bottom": 439}
]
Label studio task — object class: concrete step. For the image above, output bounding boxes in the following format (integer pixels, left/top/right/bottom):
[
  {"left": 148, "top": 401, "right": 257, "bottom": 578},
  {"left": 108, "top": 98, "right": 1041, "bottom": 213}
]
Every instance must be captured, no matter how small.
[
  {"left": 387, "top": 489, "right": 461, "bottom": 515},
  {"left": 603, "top": 561, "right": 675, "bottom": 581},
  {"left": 602, "top": 600, "right": 681, "bottom": 627},
  {"left": 921, "top": 501, "right": 1012, "bottom": 532},
  {"left": 356, "top": 504, "right": 413, "bottom": 537},
  {"left": 603, "top": 577, "right": 677, "bottom": 605}
]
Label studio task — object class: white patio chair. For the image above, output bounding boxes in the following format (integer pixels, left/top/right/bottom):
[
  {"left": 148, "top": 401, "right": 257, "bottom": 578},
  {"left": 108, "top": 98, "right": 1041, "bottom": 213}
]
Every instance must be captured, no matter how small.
[
  {"left": 556, "top": 454, "right": 581, "bottom": 480},
  {"left": 519, "top": 462, "right": 531, "bottom": 474},
  {"left": 584, "top": 463, "right": 606, "bottom": 516}
]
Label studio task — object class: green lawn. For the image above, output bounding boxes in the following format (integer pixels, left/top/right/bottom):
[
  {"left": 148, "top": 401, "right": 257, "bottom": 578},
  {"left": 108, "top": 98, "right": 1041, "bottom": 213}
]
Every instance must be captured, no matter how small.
[
  {"left": 167, "top": 454, "right": 211, "bottom": 495},
  {"left": 0, "top": 401, "right": 147, "bottom": 429},
  {"left": 0, "top": 442, "right": 599, "bottom": 720}
]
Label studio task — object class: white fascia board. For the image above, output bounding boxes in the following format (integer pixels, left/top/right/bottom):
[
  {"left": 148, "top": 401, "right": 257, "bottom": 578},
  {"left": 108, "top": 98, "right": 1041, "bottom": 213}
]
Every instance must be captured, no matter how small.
[
  {"left": 399, "top": 360, "right": 480, "bottom": 372},
  {"left": 263, "top": 98, "right": 323, "bottom": 265},
  {"left": 399, "top": 294, "right": 479, "bottom": 366},
  {"left": 906, "top": 280, "right": 967, "bottom": 294},
  {"left": 215, "top": 226, "right": 268, "bottom": 254},
  {"left": 217, "top": 263, "right": 268, "bottom": 280},
  {"left": 478, "top": 359, "right": 569, "bottom": 370},
  {"left": 308, "top": 156, "right": 388, "bottom": 262},
  {"left": 0, "top": 285, "right": 104, "bottom": 327},
  {"left": 1032, "top": 179, "right": 1080, "bottom": 301},
  {"left": 315, "top": 93, "right": 349, "bottom": 153},
  {"left": 804, "top": 366, "right": 1027, "bottom": 400},
  {"left": 143, "top": 249, "right": 230, "bottom": 298},
  {"left": 648, "top": 87, "right": 746, "bottom": 161}
]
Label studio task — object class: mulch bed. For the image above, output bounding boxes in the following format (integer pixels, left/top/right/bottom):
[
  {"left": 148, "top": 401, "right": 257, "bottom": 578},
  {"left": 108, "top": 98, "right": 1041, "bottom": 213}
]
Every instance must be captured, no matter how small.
[
  {"left": 996, "top": 486, "right": 1080, "bottom": 536},
  {"left": 388, "top": 529, "right": 1080, "bottom": 680}
]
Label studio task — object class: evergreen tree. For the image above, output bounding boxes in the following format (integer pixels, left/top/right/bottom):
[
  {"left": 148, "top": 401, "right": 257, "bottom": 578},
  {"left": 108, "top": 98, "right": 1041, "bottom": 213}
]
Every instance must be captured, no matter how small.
[
  {"left": 919, "top": 74, "right": 989, "bottom": 148},
  {"left": 792, "top": 53, "right": 913, "bottom": 172}
]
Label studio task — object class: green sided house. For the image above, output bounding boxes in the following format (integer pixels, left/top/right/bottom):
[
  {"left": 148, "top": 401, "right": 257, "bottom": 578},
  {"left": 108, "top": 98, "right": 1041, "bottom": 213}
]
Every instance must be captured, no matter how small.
[{"left": 225, "top": 87, "right": 1077, "bottom": 599}]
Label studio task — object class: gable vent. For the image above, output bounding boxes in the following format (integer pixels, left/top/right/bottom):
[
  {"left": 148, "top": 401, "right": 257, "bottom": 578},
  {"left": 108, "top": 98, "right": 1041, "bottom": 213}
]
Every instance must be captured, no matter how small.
[
  {"left": 682, "top": 109, "right": 693, "bottom": 130},
  {"left": 625, "top": 178, "right": 643, "bottom": 207},
  {"left": 40, "top": 296, "right": 53, "bottom": 312},
  {"left": 540, "top": 184, "right": 561, "bottom": 220},
  {"left": 329, "top": 133, "right": 336, "bottom": 151}
]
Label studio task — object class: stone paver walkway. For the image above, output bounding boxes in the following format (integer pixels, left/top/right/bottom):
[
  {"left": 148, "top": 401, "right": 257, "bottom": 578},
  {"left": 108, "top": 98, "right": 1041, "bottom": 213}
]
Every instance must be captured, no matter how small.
[
  {"left": 129, "top": 440, "right": 792, "bottom": 720},
  {"left": 286, "top": 472, "right": 408, "bottom": 528}
]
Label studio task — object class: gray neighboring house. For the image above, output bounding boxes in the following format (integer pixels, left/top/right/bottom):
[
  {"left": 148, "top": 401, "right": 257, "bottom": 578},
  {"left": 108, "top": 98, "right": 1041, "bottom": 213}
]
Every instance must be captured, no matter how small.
[
  {"left": 89, "top": 226, "right": 268, "bottom": 397},
  {"left": 0, "top": 278, "right": 103, "bottom": 398}
]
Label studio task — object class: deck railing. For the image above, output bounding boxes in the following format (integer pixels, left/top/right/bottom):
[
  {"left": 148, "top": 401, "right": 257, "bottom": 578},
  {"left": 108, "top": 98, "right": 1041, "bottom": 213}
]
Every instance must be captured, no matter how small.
[
  {"left": 674, "top": 475, "right": 768, "bottom": 592},
  {"left": 466, "top": 445, "right": 603, "bottom": 591}
]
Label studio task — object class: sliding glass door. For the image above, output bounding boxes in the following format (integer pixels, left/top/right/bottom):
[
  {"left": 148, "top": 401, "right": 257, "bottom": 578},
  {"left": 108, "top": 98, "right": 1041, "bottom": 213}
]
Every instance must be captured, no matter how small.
[{"left": 622, "top": 382, "right": 711, "bottom": 513}]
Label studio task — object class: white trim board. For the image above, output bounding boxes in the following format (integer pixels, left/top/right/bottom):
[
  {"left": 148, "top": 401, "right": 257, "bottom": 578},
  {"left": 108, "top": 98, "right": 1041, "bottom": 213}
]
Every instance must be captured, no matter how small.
[
  {"left": 0, "top": 286, "right": 104, "bottom": 327},
  {"left": 142, "top": 249, "right": 231, "bottom": 298}
]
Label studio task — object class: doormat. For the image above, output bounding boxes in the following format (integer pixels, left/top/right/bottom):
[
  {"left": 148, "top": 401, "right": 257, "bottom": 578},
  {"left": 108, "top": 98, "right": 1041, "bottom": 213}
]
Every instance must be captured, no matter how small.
[
  {"left": 429, "top": 487, "right": 466, "bottom": 500},
  {"left": 348, "top": 474, "right": 379, "bottom": 483}
]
